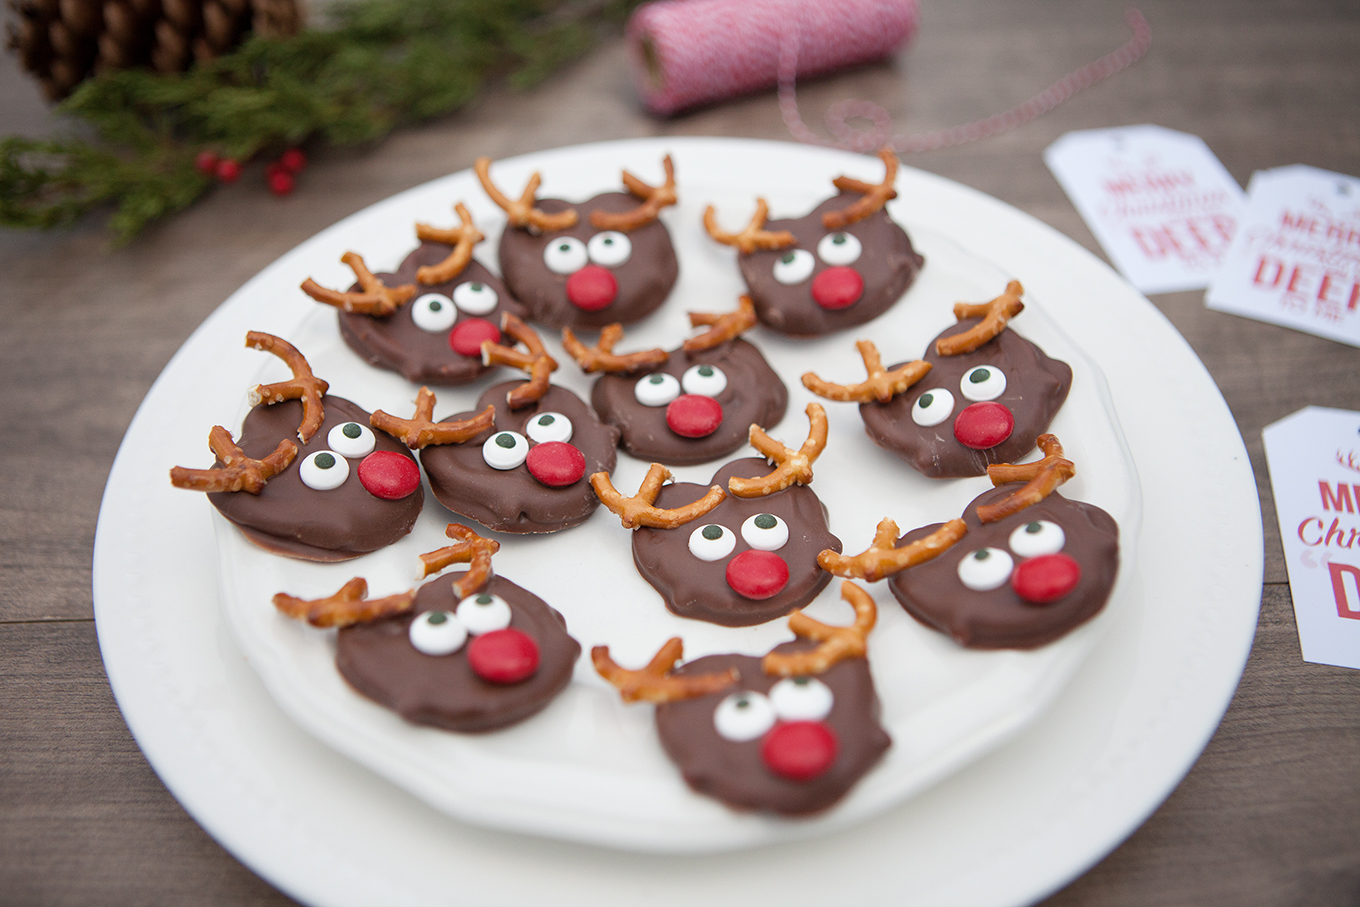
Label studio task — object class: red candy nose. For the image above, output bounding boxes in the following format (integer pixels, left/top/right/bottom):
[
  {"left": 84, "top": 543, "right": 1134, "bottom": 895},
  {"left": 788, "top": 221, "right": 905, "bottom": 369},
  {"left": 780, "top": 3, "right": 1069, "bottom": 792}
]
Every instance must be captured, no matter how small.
[
  {"left": 1011, "top": 553, "right": 1082, "bottom": 604},
  {"left": 357, "top": 451, "right": 421, "bottom": 499},
  {"left": 810, "top": 266, "right": 864, "bottom": 310},
  {"left": 666, "top": 394, "right": 724, "bottom": 438},
  {"left": 565, "top": 264, "right": 618, "bottom": 311},
  {"left": 448, "top": 317, "right": 501, "bottom": 357},
  {"left": 725, "top": 549, "right": 789, "bottom": 600},
  {"left": 467, "top": 628, "right": 540, "bottom": 684},
  {"left": 525, "top": 441, "right": 586, "bottom": 487},
  {"left": 953, "top": 401, "right": 1015, "bottom": 450},
  {"left": 762, "top": 721, "right": 839, "bottom": 782}
]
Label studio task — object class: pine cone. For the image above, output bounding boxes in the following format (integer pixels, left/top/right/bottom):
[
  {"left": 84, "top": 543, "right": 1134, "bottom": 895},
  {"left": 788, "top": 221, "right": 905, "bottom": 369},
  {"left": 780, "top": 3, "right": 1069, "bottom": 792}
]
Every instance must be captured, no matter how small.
[{"left": 5, "top": 0, "right": 302, "bottom": 100}]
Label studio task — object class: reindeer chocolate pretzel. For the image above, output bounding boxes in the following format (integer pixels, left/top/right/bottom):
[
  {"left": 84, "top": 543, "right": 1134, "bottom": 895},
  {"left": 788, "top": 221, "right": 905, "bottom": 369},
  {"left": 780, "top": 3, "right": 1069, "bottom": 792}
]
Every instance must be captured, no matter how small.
[
  {"left": 593, "top": 580, "right": 890, "bottom": 814},
  {"left": 704, "top": 147, "right": 924, "bottom": 336},
  {"left": 478, "top": 155, "right": 680, "bottom": 330}
]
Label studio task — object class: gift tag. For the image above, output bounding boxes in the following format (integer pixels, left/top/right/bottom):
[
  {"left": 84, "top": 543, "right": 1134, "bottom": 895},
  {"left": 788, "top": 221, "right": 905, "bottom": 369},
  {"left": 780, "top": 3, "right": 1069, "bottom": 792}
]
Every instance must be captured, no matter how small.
[
  {"left": 1263, "top": 406, "right": 1360, "bottom": 670},
  {"left": 1205, "top": 165, "right": 1360, "bottom": 347},
  {"left": 1044, "top": 125, "right": 1245, "bottom": 294}
]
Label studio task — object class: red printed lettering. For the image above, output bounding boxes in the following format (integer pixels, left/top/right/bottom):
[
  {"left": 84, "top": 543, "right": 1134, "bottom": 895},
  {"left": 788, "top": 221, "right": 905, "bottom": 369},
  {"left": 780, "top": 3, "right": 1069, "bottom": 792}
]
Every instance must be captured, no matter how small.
[
  {"left": 1328, "top": 562, "right": 1360, "bottom": 620},
  {"left": 1254, "top": 255, "right": 1286, "bottom": 288},
  {"left": 1300, "top": 517, "right": 1325, "bottom": 545},
  {"left": 1320, "top": 481, "right": 1356, "bottom": 513}
]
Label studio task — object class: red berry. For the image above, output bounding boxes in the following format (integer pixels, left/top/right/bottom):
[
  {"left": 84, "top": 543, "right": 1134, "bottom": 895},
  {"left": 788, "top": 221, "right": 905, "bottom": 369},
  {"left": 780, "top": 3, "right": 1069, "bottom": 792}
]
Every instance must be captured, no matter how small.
[
  {"left": 810, "top": 266, "right": 864, "bottom": 310},
  {"left": 1011, "top": 553, "right": 1082, "bottom": 604},
  {"left": 215, "top": 158, "right": 241, "bottom": 183},
  {"left": 525, "top": 441, "right": 586, "bottom": 487},
  {"left": 565, "top": 264, "right": 618, "bottom": 311},
  {"left": 195, "top": 150, "right": 219, "bottom": 177},
  {"left": 725, "top": 549, "right": 790, "bottom": 600},
  {"left": 357, "top": 451, "right": 421, "bottom": 500},
  {"left": 665, "top": 394, "right": 723, "bottom": 438},
  {"left": 761, "top": 721, "right": 839, "bottom": 782},
  {"left": 952, "top": 401, "right": 1015, "bottom": 450},
  {"left": 279, "top": 148, "right": 308, "bottom": 173},
  {"left": 448, "top": 318, "right": 501, "bottom": 357},
  {"left": 268, "top": 168, "right": 295, "bottom": 196},
  {"left": 467, "top": 628, "right": 540, "bottom": 684}
]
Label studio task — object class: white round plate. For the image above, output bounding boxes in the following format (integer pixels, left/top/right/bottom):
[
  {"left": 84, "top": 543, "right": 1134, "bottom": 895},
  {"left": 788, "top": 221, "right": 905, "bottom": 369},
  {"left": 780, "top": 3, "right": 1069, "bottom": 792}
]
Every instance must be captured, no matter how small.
[{"left": 94, "top": 138, "right": 1261, "bottom": 906}]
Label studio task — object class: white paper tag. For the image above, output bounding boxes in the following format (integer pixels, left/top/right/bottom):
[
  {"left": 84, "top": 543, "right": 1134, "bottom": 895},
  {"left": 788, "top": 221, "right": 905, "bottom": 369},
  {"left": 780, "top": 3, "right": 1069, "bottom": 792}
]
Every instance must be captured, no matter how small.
[
  {"left": 1044, "top": 125, "right": 1245, "bottom": 294},
  {"left": 1262, "top": 406, "right": 1360, "bottom": 670},
  {"left": 1205, "top": 165, "right": 1360, "bottom": 348}
]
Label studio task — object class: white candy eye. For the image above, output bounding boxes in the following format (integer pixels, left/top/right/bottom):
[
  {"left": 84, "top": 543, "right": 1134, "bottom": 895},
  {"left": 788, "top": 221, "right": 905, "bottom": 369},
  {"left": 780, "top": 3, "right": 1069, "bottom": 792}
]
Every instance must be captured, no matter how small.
[
  {"left": 772, "top": 248, "right": 815, "bottom": 284},
  {"left": 957, "top": 547, "right": 1015, "bottom": 591},
  {"left": 409, "top": 610, "right": 468, "bottom": 655},
  {"left": 713, "top": 690, "right": 777, "bottom": 742},
  {"left": 740, "top": 513, "right": 788, "bottom": 551},
  {"left": 817, "top": 231, "right": 862, "bottom": 265},
  {"left": 634, "top": 371, "right": 681, "bottom": 406},
  {"left": 543, "top": 236, "right": 588, "bottom": 274},
  {"left": 911, "top": 388, "right": 955, "bottom": 427},
  {"left": 770, "top": 676, "right": 834, "bottom": 722},
  {"left": 587, "top": 231, "right": 632, "bottom": 266},
  {"left": 456, "top": 592, "right": 513, "bottom": 634},
  {"left": 411, "top": 293, "right": 457, "bottom": 332},
  {"left": 525, "top": 411, "right": 573, "bottom": 444},
  {"left": 451, "top": 281, "right": 498, "bottom": 315},
  {"left": 960, "top": 365, "right": 1007, "bottom": 401},
  {"left": 327, "top": 422, "right": 376, "bottom": 458},
  {"left": 689, "top": 523, "right": 736, "bottom": 561},
  {"left": 299, "top": 450, "right": 350, "bottom": 490},
  {"left": 681, "top": 363, "right": 727, "bottom": 397},
  {"left": 482, "top": 431, "right": 529, "bottom": 469},
  {"left": 1009, "top": 520, "right": 1066, "bottom": 558}
]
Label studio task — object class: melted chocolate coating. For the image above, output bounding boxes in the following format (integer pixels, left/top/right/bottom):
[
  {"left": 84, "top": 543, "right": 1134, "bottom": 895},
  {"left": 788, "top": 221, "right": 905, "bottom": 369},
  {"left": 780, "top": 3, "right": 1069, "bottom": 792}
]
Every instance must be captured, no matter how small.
[
  {"left": 860, "top": 319, "right": 1073, "bottom": 478},
  {"left": 589, "top": 338, "right": 788, "bottom": 466},
  {"left": 208, "top": 397, "right": 423, "bottom": 561},
  {"left": 655, "top": 642, "right": 890, "bottom": 814},
  {"left": 336, "top": 572, "right": 580, "bottom": 732},
  {"left": 338, "top": 241, "right": 527, "bottom": 385},
  {"left": 419, "top": 382, "right": 619, "bottom": 533},
  {"left": 737, "top": 195, "right": 924, "bottom": 337},
  {"left": 632, "top": 458, "right": 841, "bottom": 626},
  {"left": 497, "top": 193, "right": 679, "bottom": 329},
  {"left": 890, "top": 486, "right": 1119, "bottom": 649}
]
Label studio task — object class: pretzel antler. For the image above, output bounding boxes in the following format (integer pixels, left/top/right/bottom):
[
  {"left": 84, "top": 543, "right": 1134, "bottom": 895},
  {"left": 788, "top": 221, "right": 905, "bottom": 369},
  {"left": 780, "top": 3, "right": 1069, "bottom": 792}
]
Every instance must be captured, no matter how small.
[
  {"left": 703, "top": 198, "right": 797, "bottom": 254},
  {"left": 817, "top": 517, "right": 968, "bottom": 582},
  {"left": 245, "top": 331, "right": 329, "bottom": 443},
  {"left": 822, "top": 147, "right": 899, "bottom": 230},
  {"left": 977, "top": 434, "right": 1075, "bottom": 523},
  {"left": 589, "top": 155, "right": 678, "bottom": 232},
  {"left": 417, "top": 524, "right": 501, "bottom": 597},
  {"left": 170, "top": 425, "right": 297, "bottom": 494},
  {"left": 414, "top": 202, "right": 485, "bottom": 285},
  {"left": 300, "top": 251, "right": 417, "bottom": 317},
  {"left": 592, "top": 637, "right": 738, "bottom": 704},
  {"left": 802, "top": 340, "right": 932, "bottom": 404},
  {"left": 475, "top": 157, "right": 578, "bottom": 233},
  {"left": 481, "top": 313, "right": 558, "bottom": 409},
  {"left": 370, "top": 387, "right": 495, "bottom": 449},
  {"left": 763, "top": 581, "right": 877, "bottom": 677},
  {"left": 728, "top": 403, "right": 829, "bottom": 498},
  {"left": 936, "top": 280, "right": 1026, "bottom": 356},
  {"left": 683, "top": 295, "right": 757, "bottom": 353},
  {"left": 591, "top": 463, "right": 726, "bottom": 530},
  {"left": 561, "top": 324, "right": 668, "bottom": 374},
  {"left": 273, "top": 577, "right": 415, "bottom": 629}
]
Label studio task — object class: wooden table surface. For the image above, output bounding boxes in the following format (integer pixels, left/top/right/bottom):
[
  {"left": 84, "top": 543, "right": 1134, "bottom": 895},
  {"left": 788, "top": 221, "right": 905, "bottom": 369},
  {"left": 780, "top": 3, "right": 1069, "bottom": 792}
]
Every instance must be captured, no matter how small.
[{"left": 3, "top": 0, "right": 1358, "bottom": 903}]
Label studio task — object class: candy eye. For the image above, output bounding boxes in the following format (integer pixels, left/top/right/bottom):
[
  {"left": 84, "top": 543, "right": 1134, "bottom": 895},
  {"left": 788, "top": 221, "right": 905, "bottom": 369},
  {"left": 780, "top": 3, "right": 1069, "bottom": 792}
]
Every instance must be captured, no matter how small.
[
  {"left": 911, "top": 388, "right": 956, "bottom": 427},
  {"left": 713, "top": 690, "right": 777, "bottom": 742},
  {"left": 409, "top": 610, "right": 468, "bottom": 656},
  {"left": 451, "top": 281, "right": 498, "bottom": 315},
  {"left": 817, "top": 231, "right": 862, "bottom": 265},
  {"left": 689, "top": 523, "right": 736, "bottom": 561},
  {"left": 960, "top": 365, "right": 1008, "bottom": 401},
  {"left": 456, "top": 592, "right": 513, "bottom": 634},
  {"left": 298, "top": 450, "right": 350, "bottom": 490},
  {"left": 411, "top": 293, "right": 457, "bottom": 332},
  {"left": 327, "top": 422, "right": 376, "bottom": 457},
  {"left": 482, "top": 431, "right": 529, "bottom": 469},
  {"left": 681, "top": 363, "right": 727, "bottom": 397},
  {"left": 1009, "top": 520, "right": 1067, "bottom": 558},
  {"left": 772, "top": 248, "right": 815, "bottom": 285},
  {"left": 543, "top": 236, "right": 588, "bottom": 274},
  {"left": 769, "top": 676, "right": 834, "bottom": 722},
  {"left": 525, "top": 411, "right": 573, "bottom": 444},
  {"left": 957, "top": 547, "right": 1015, "bottom": 591},
  {"left": 740, "top": 513, "right": 788, "bottom": 551},
  {"left": 587, "top": 231, "right": 632, "bottom": 266},
  {"left": 634, "top": 371, "right": 681, "bottom": 406}
]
